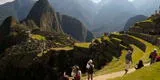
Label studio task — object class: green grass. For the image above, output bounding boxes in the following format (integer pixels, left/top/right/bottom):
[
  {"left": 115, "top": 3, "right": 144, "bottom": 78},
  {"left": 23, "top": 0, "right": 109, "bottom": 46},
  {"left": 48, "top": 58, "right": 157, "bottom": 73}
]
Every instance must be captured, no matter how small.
[
  {"left": 74, "top": 43, "right": 91, "bottom": 48},
  {"left": 82, "top": 34, "right": 160, "bottom": 80},
  {"left": 50, "top": 46, "right": 73, "bottom": 51},
  {"left": 141, "top": 19, "right": 153, "bottom": 23},
  {"left": 96, "top": 36, "right": 111, "bottom": 43},
  {"left": 31, "top": 34, "right": 46, "bottom": 41},
  {"left": 129, "top": 35, "right": 160, "bottom": 63},
  {"left": 110, "top": 62, "right": 160, "bottom": 80},
  {"left": 95, "top": 44, "right": 144, "bottom": 76},
  {"left": 95, "top": 50, "right": 127, "bottom": 76},
  {"left": 95, "top": 34, "right": 159, "bottom": 76}
]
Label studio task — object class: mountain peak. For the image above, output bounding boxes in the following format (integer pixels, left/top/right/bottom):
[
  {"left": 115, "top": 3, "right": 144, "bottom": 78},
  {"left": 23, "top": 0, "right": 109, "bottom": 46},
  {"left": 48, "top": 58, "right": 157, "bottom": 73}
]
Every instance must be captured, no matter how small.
[
  {"left": 0, "top": 16, "right": 18, "bottom": 36},
  {"left": 37, "top": 0, "right": 50, "bottom": 6},
  {"left": 26, "top": 0, "right": 63, "bottom": 32},
  {"left": 1, "top": 16, "right": 18, "bottom": 28}
]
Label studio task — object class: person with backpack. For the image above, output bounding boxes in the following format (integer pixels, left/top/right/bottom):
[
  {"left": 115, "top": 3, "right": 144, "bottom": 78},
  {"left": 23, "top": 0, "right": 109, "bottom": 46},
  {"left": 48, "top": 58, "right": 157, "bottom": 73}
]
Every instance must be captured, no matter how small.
[
  {"left": 125, "top": 50, "right": 133, "bottom": 74},
  {"left": 86, "top": 59, "right": 94, "bottom": 80},
  {"left": 149, "top": 49, "right": 158, "bottom": 64},
  {"left": 75, "top": 66, "right": 82, "bottom": 80},
  {"left": 135, "top": 60, "right": 144, "bottom": 70},
  {"left": 71, "top": 66, "right": 82, "bottom": 80}
]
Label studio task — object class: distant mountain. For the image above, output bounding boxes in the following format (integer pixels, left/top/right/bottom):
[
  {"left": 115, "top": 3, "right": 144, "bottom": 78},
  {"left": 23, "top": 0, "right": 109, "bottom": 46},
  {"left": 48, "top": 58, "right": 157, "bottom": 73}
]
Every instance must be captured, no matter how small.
[
  {"left": 92, "top": 0, "right": 137, "bottom": 32},
  {"left": 0, "top": 0, "right": 36, "bottom": 24},
  {"left": 129, "top": 14, "right": 160, "bottom": 34},
  {"left": 59, "top": 14, "right": 94, "bottom": 42},
  {"left": 48, "top": 0, "right": 98, "bottom": 29},
  {"left": 0, "top": 0, "right": 94, "bottom": 42},
  {"left": 24, "top": 0, "right": 62, "bottom": 32},
  {"left": 124, "top": 15, "right": 147, "bottom": 31}
]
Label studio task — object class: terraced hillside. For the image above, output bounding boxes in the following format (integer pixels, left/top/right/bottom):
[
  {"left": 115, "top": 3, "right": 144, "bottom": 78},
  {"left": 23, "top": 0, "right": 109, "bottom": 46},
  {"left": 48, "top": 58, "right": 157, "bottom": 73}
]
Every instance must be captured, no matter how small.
[{"left": 94, "top": 32, "right": 160, "bottom": 77}]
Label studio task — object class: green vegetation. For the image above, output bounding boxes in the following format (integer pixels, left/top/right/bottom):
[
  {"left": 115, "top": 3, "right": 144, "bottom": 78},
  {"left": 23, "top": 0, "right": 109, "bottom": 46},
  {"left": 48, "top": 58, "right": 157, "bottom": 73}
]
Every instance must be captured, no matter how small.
[
  {"left": 95, "top": 50, "right": 127, "bottom": 76},
  {"left": 95, "top": 33, "right": 160, "bottom": 76},
  {"left": 110, "top": 33, "right": 146, "bottom": 51},
  {"left": 127, "top": 32, "right": 159, "bottom": 45},
  {"left": 50, "top": 46, "right": 73, "bottom": 51},
  {"left": 31, "top": 34, "right": 46, "bottom": 41},
  {"left": 95, "top": 44, "right": 144, "bottom": 76},
  {"left": 110, "top": 62, "right": 160, "bottom": 80},
  {"left": 74, "top": 42, "right": 91, "bottom": 48},
  {"left": 141, "top": 18, "right": 153, "bottom": 23}
]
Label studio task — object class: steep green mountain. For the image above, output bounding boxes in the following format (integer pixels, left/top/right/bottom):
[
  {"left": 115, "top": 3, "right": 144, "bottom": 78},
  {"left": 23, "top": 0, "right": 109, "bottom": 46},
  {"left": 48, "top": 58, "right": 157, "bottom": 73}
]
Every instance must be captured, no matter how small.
[
  {"left": 24, "top": 0, "right": 63, "bottom": 32},
  {"left": 124, "top": 15, "right": 147, "bottom": 31},
  {"left": 59, "top": 15, "right": 94, "bottom": 42},
  {"left": 0, "top": 15, "right": 75, "bottom": 80}
]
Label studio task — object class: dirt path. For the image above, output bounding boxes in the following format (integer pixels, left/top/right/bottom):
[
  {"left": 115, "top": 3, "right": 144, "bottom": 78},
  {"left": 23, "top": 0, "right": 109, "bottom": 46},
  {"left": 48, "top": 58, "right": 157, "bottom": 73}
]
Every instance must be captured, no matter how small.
[{"left": 86, "top": 63, "right": 150, "bottom": 80}]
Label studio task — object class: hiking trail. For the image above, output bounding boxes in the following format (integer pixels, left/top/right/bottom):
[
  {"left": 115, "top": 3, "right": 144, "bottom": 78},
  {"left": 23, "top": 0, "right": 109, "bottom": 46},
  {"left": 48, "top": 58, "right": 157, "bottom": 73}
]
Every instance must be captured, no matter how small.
[{"left": 85, "top": 63, "right": 150, "bottom": 80}]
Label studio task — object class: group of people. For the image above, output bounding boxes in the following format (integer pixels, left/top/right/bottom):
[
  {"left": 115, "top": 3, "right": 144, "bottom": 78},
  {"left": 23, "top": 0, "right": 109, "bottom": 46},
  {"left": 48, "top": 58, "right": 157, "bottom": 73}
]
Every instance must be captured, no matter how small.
[
  {"left": 125, "top": 48, "right": 160, "bottom": 74},
  {"left": 61, "top": 59, "right": 95, "bottom": 80},
  {"left": 61, "top": 48, "right": 160, "bottom": 79}
]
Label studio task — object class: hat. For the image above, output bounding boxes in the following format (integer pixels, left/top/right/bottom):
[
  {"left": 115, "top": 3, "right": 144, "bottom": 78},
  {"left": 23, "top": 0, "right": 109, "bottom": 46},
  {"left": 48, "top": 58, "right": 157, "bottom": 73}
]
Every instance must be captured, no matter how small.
[
  {"left": 88, "top": 59, "right": 93, "bottom": 63},
  {"left": 154, "top": 48, "right": 157, "bottom": 51},
  {"left": 128, "top": 50, "right": 132, "bottom": 53}
]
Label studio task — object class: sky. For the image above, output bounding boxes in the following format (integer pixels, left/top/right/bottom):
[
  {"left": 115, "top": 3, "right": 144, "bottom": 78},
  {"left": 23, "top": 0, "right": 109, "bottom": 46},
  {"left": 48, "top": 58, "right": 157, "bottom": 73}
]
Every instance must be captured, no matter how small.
[
  {"left": 0, "top": 0, "right": 136, "bottom": 5},
  {"left": 91, "top": 0, "right": 135, "bottom": 3},
  {"left": 91, "top": 0, "right": 102, "bottom": 3},
  {"left": 0, "top": 0, "right": 14, "bottom": 5}
]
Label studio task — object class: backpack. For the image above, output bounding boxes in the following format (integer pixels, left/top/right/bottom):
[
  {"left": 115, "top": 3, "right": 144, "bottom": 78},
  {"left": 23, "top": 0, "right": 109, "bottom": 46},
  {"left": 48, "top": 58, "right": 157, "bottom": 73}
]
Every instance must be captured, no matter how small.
[
  {"left": 126, "top": 53, "right": 132, "bottom": 61},
  {"left": 150, "top": 52, "right": 157, "bottom": 58},
  {"left": 88, "top": 64, "right": 94, "bottom": 73},
  {"left": 75, "top": 71, "right": 81, "bottom": 80}
]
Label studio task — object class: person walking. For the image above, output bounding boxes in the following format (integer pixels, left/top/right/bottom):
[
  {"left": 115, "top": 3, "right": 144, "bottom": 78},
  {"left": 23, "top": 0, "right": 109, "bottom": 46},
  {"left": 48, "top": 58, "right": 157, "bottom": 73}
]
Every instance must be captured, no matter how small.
[
  {"left": 149, "top": 49, "right": 158, "bottom": 64},
  {"left": 125, "top": 50, "right": 133, "bottom": 74},
  {"left": 86, "top": 59, "right": 94, "bottom": 80}
]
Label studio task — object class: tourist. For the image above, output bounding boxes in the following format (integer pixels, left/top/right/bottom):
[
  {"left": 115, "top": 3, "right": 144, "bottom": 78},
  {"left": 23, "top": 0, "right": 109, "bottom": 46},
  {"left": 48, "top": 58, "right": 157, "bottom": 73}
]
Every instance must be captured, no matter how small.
[
  {"left": 149, "top": 49, "right": 158, "bottom": 64},
  {"left": 86, "top": 59, "right": 94, "bottom": 80},
  {"left": 135, "top": 60, "right": 144, "bottom": 70},
  {"left": 125, "top": 50, "right": 133, "bottom": 74},
  {"left": 75, "top": 66, "right": 82, "bottom": 80}
]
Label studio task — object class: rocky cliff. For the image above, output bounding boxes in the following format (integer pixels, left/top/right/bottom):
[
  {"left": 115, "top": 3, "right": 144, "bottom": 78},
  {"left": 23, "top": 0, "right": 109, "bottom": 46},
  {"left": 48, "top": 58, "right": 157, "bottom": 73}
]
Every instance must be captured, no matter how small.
[
  {"left": 25, "top": 0, "right": 63, "bottom": 32},
  {"left": 59, "top": 15, "right": 94, "bottom": 42}
]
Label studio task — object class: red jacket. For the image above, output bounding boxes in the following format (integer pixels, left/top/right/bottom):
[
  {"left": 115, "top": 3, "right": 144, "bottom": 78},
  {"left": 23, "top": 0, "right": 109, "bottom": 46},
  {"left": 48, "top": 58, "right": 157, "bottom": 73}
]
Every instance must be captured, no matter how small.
[{"left": 156, "top": 56, "right": 160, "bottom": 62}]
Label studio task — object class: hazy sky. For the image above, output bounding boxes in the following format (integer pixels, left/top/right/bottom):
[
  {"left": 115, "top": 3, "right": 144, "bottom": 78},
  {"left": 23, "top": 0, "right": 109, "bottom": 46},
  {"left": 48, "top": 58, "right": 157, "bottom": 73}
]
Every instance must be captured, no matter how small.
[
  {"left": 91, "top": 0, "right": 102, "bottom": 3},
  {"left": 0, "top": 0, "right": 14, "bottom": 5},
  {"left": 0, "top": 0, "right": 136, "bottom": 4}
]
